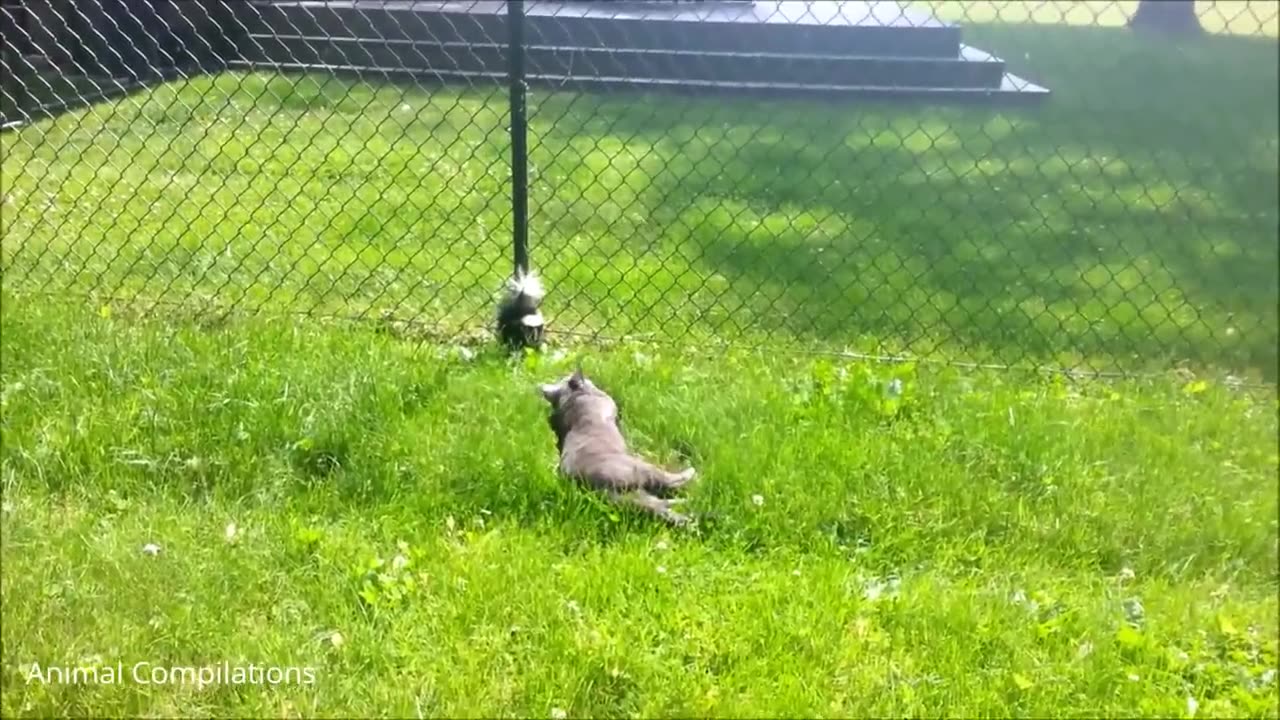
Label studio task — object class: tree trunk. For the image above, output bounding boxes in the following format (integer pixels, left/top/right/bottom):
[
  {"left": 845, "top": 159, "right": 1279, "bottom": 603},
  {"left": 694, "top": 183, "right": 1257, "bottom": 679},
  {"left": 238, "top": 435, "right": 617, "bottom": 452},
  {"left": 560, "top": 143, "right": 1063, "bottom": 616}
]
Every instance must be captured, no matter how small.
[{"left": 1129, "top": 0, "right": 1203, "bottom": 35}]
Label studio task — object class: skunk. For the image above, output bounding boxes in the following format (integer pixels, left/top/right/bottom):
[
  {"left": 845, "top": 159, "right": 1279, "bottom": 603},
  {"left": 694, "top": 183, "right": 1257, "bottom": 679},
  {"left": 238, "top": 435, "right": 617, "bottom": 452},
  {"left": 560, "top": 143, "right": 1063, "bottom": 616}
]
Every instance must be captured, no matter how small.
[{"left": 496, "top": 268, "right": 546, "bottom": 349}]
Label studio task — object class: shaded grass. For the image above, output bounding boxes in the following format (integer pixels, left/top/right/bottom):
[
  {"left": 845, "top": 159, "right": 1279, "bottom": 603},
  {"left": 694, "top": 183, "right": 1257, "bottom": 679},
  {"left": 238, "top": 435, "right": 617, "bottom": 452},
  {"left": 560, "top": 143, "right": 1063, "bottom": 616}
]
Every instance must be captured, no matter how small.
[
  {"left": 0, "top": 19, "right": 1276, "bottom": 378},
  {"left": 523, "top": 23, "right": 1278, "bottom": 375},
  {"left": 1, "top": 294, "right": 1278, "bottom": 717}
]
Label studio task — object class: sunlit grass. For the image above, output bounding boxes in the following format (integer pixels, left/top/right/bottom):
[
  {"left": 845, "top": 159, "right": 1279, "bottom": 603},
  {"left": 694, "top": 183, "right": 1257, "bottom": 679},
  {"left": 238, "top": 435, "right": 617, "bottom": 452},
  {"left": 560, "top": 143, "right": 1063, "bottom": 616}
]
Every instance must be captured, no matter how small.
[
  {"left": 2, "top": 8, "right": 1278, "bottom": 717},
  {"left": 3, "top": 17, "right": 1275, "bottom": 376},
  {"left": 1, "top": 294, "right": 1277, "bottom": 717}
]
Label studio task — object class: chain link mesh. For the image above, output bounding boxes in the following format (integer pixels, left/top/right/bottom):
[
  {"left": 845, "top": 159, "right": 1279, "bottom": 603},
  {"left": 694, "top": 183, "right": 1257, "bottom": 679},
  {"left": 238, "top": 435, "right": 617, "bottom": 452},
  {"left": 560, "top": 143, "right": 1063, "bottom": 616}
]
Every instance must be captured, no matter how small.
[{"left": 2, "top": 1, "right": 1276, "bottom": 380}]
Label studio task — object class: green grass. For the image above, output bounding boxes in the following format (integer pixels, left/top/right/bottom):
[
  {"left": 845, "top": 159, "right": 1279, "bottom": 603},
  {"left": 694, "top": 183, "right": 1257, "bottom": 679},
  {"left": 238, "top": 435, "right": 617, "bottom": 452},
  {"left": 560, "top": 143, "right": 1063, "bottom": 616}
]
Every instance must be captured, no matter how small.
[
  {"left": 1, "top": 294, "right": 1277, "bottom": 717},
  {"left": 1, "top": 18, "right": 1276, "bottom": 376},
  {"left": 2, "top": 11, "right": 1278, "bottom": 718}
]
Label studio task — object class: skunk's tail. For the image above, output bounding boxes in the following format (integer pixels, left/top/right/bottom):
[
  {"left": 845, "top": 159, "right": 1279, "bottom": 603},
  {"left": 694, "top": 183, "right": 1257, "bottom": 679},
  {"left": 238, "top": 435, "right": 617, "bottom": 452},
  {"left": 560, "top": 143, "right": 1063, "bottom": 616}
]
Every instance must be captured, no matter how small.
[{"left": 503, "top": 268, "right": 545, "bottom": 310}]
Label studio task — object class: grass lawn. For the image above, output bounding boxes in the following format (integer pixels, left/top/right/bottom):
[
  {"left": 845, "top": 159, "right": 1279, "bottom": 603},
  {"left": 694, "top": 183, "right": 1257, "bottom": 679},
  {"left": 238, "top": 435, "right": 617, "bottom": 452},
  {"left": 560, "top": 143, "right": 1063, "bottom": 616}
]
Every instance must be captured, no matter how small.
[
  {"left": 1, "top": 4, "right": 1278, "bottom": 718},
  {"left": 1, "top": 294, "right": 1277, "bottom": 717},
  {"left": 1, "top": 10, "right": 1276, "bottom": 376}
]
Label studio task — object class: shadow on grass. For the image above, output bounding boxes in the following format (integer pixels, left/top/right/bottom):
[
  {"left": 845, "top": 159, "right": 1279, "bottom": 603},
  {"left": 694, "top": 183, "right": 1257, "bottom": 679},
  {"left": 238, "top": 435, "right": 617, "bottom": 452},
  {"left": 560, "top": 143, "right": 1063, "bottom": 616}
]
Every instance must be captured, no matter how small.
[
  {"left": 529, "top": 24, "right": 1278, "bottom": 376},
  {"left": 2, "top": 24, "right": 1274, "bottom": 376}
]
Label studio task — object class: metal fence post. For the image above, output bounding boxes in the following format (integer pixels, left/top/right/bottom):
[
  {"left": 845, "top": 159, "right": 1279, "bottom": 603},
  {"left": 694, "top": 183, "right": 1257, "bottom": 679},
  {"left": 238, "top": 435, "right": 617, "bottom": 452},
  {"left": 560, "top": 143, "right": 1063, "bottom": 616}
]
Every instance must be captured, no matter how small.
[{"left": 508, "top": 0, "right": 529, "bottom": 276}]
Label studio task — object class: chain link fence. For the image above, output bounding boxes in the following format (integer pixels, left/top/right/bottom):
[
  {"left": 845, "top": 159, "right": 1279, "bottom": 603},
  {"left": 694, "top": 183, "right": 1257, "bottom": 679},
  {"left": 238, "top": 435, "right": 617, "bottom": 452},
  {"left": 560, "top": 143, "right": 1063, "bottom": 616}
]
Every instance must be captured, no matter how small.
[{"left": 1, "top": 1, "right": 1276, "bottom": 379}]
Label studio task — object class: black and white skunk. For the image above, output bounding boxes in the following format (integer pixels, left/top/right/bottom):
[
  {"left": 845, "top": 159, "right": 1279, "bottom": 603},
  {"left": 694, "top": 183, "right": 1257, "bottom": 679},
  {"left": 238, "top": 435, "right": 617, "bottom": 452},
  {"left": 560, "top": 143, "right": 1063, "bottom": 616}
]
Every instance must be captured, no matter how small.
[{"left": 495, "top": 268, "right": 546, "bottom": 349}]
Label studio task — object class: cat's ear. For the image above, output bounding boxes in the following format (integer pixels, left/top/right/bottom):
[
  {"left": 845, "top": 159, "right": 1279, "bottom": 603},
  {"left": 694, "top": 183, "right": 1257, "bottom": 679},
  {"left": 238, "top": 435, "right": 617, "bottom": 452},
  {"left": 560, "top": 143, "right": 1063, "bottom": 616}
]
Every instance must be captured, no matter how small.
[
  {"left": 568, "top": 364, "right": 585, "bottom": 391},
  {"left": 539, "top": 382, "right": 562, "bottom": 403}
]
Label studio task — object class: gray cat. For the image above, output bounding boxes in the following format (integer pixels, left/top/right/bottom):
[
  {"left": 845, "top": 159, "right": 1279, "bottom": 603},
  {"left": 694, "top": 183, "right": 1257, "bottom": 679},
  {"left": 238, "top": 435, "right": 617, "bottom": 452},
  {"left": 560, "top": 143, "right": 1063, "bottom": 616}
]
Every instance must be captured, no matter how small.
[{"left": 539, "top": 367, "right": 697, "bottom": 526}]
